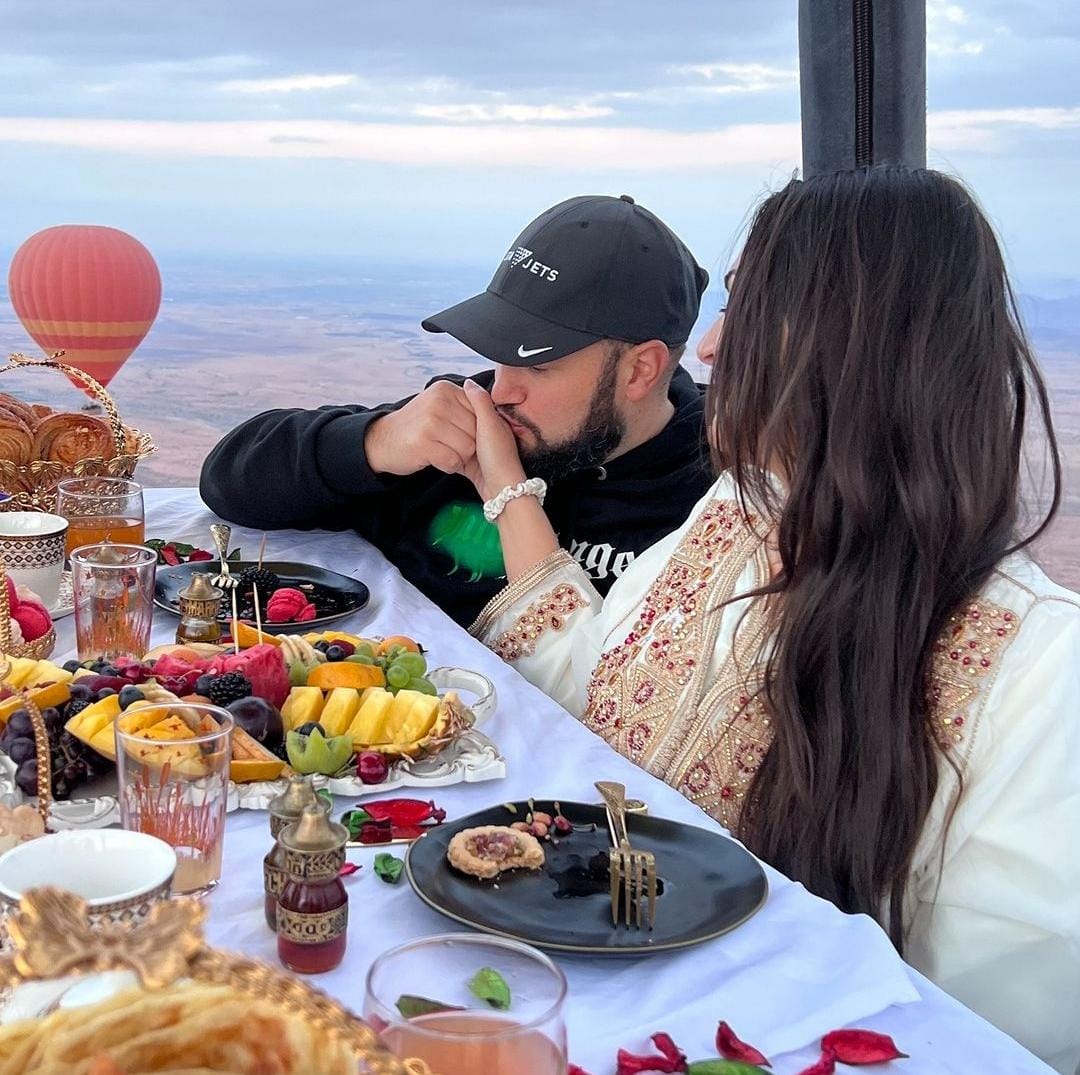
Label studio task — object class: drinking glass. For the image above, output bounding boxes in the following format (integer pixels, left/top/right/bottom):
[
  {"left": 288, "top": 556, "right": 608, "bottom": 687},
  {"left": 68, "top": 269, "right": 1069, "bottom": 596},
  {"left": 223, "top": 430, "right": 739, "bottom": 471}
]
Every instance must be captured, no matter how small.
[
  {"left": 364, "top": 933, "right": 567, "bottom": 1075},
  {"left": 56, "top": 476, "right": 145, "bottom": 560},
  {"left": 70, "top": 543, "right": 156, "bottom": 661},
  {"left": 115, "top": 704, "right": 233, "bottom": 897}
]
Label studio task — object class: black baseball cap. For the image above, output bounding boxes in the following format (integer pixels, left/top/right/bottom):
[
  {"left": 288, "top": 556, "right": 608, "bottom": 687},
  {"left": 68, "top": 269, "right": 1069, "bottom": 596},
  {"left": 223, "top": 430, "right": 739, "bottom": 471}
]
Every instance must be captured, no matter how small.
[{"left": 422, "top": 194, "right": 709, "bottom": 366}]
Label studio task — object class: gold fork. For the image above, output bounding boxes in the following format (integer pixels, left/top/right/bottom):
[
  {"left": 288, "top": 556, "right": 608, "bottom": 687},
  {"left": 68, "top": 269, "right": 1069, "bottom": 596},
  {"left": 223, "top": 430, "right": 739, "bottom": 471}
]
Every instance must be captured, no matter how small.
[{"left": 595, "top": 780, "right": 657, "bottom": 929}]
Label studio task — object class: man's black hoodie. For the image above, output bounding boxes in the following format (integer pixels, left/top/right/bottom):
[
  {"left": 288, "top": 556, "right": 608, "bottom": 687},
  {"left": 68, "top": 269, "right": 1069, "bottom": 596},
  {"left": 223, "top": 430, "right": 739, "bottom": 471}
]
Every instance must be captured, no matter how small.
[{"left": 199, "top": 367, "right": 711, "bottom": 627}]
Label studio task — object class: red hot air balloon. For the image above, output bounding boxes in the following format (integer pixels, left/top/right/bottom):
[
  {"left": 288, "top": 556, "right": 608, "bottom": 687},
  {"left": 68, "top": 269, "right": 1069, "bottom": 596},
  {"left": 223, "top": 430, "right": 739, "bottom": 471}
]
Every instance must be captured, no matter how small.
[{"left": 7, "top": 225, "right": 161, "bottom": 394}]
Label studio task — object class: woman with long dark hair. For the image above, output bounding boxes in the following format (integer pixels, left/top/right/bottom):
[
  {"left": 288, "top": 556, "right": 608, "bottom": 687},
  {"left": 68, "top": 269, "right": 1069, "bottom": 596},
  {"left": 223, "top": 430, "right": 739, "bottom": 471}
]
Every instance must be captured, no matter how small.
[{"left": 460, "top": 167, "right": 1079, "bottom": 1070}]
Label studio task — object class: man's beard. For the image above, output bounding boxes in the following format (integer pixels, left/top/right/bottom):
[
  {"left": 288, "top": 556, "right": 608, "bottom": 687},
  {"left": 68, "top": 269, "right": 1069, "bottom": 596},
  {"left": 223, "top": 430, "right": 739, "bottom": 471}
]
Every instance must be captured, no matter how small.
[{"left": 498, "top": 355, "right": 625, "bottom": 484}]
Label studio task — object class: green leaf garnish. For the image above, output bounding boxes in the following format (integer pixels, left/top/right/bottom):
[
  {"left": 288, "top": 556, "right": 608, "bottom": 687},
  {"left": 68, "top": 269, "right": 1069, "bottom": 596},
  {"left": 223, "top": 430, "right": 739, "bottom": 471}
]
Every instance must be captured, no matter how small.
[
  {"left": 374, "top": 852, "right": 404, "bottom": 884},
  {"left": 395, "top": 994, "right": 464, "bottom": 1019},
  {"left": 687, "top": 1062, "right": 769, "bottom": 1074},
  {"left": 144, "top": 538, "right": 165, "bottom": 550},
  {"left": 341, "top": 809, "right": 372, "bottom": 838},
  {"left": 468, "top": 967, "right": 511, "bottom": 1011},
  {"left": 227, "top": 548, "right": 242, "bottom": 561},
  {"left": 172, "top": 541, "right": 195, "bottom": 556}
]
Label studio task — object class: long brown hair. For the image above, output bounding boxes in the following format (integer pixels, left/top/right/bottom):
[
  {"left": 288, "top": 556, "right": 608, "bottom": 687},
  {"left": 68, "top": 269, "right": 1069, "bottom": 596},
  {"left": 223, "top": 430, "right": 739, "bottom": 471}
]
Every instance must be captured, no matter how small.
[{"left": 708, "top": 167, "right": 1061, "bottom": 947}]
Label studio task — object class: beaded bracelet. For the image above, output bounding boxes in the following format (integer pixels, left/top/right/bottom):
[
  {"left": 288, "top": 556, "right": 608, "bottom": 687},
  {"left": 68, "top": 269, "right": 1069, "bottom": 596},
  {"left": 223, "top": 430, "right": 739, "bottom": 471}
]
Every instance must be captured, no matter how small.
[{"left": 482, "top": 478, "right": 548, "bottom": 523}]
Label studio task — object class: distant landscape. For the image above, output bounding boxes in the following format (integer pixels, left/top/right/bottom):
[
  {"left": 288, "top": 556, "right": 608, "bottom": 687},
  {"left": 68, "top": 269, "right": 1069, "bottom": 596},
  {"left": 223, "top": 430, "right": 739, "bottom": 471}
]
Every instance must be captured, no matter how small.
[{"left": 1, "top": 256, "right": 1077, "bottom": 590}]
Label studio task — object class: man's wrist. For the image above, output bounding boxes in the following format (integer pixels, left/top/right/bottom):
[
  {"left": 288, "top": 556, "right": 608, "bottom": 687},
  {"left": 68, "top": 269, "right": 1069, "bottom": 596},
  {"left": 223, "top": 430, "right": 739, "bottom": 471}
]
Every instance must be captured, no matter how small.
[{"left": 482, "top": 472, "right": 528, "bottom": 502}]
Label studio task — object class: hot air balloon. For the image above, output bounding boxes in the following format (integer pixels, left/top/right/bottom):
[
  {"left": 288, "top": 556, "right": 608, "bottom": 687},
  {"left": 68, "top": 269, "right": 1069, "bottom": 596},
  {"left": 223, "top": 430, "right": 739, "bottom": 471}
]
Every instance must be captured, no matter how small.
[{"left": 7, "top": 225, "right": 161, "bottom": 396}]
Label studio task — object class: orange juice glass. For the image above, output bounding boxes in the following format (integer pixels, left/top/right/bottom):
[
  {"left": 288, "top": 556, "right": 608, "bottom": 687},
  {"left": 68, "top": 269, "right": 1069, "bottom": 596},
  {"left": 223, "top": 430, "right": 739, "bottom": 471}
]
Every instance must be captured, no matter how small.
[{"left": 57, "top": 477, "right": 144, "bottom": 559}]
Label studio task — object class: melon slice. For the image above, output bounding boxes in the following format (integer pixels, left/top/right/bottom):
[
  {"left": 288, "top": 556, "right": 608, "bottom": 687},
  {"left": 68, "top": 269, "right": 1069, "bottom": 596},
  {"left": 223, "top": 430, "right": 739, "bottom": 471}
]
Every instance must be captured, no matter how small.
[{"left": 230, "top": 725, "right": 287, "bottom": 783}]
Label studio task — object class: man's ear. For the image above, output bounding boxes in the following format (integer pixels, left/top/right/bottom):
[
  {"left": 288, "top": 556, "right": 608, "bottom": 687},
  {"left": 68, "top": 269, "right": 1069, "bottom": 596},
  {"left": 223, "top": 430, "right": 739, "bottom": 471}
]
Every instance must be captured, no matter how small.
[{"left": 622, "top": 340, "right": 673, "bottom": 402}]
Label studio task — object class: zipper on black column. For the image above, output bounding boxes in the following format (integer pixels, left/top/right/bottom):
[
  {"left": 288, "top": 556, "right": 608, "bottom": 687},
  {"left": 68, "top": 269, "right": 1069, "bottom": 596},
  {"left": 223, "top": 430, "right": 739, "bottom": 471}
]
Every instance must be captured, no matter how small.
[{"left": 852, "top": 0, "right": 874, "bottom": 167}]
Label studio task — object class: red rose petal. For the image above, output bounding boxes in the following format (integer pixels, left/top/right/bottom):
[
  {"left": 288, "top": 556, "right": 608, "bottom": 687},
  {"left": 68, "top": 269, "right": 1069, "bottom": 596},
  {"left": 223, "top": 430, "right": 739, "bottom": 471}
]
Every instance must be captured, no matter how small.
[
  {"left": 796, "top": 1050, "right": 836, "bottom": 1075},
  {"left": 716, "top": 1021, "right": 771, "bottom": 1067},
  {"left": 820, "top": 1029, "right": 908, "bottom": 1065}
]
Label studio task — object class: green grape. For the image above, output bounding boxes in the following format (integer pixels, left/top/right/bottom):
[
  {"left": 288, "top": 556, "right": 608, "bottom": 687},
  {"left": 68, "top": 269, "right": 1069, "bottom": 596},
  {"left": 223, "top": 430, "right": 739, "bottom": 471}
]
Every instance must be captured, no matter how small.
[
  {"left": 386, "top": 664, "right": 411, "bottom": 690},
  {"left": 345, "top": 653, "right": 375, "bottom": 665},
  {"left": 394, "top": 653, "right": 427, "bottom": 678},
  {"left": 407, "top": 676, "right": 437, "bottom": 696},
  {"left": 355, "top": 642, "right": 376, "bottom": 660},
  {"left": 386, "top": 644, "right": 407, "bottom": 661}
]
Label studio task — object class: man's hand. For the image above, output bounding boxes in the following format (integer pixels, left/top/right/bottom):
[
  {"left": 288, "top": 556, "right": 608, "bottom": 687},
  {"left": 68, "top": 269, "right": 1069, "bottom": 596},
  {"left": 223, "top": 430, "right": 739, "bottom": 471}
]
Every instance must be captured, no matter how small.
[
  {"left": 364, "top": 381, "right": 479, "bottom": 477},
  {"left": 462, "top": 379, "right": 527, "bottom": 501}
]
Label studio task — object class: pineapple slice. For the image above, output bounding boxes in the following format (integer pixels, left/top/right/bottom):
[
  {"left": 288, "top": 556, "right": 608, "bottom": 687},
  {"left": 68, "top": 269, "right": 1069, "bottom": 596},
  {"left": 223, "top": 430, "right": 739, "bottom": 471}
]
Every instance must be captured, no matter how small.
[
  {"left": 397, "top": 693, "right": 441, "bottom": 744},
  {"left": 281, "top": 686, "right": 325, "bottom": 731},
  {"left": 348, "top": 688, "right": 396, "bottom": 747},
  {"left": 319, "top": 687, "right": 361, "bottom": 738},
  {"left": 4, "top": 657, "right": 40, "bottom": 690},
  {"left": 29, "top": 661, "right": 73, "bottom": 687}
]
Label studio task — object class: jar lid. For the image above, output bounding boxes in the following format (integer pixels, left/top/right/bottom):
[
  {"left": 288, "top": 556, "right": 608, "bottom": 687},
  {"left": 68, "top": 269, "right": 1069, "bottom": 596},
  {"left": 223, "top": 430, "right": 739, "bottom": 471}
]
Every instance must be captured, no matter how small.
[
  {"left": 178, "top": 572, "right": 223, "bottom": 603},
  {"left": 269, "top": 775, "right": 320, "bottom": 821},
  {"left": 279, "top": 803, "right": 348, "bottom": 854}
]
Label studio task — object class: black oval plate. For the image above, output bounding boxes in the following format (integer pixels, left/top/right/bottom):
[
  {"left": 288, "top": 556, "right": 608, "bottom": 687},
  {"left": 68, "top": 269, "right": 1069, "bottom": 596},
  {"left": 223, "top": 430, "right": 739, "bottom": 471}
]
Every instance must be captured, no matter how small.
[
  {"left": 154, "top": 560, "right": 370, "bottom": 633},
  {"left": 405, "top": 799, "right": 768, "bottom": 955}
]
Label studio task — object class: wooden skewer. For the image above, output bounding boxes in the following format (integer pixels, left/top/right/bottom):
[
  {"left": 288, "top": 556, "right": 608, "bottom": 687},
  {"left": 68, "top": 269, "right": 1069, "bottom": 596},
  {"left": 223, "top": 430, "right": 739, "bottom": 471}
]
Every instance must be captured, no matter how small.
[
  {"left": 252, "top": 581, "right": 264, "bottom": 645},
  {"left": 230, "top": 587, "right": 240, "bottom": 656},
  {"left": 257, "top": 533, "right": 268, "bottom": 571}
]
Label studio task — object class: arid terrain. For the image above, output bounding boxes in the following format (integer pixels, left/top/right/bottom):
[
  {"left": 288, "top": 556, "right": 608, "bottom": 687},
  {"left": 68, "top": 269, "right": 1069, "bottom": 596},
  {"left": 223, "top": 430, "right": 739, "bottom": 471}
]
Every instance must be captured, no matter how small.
[{"left": 1, "top": 258, "right": 1077, "bottom": 589}]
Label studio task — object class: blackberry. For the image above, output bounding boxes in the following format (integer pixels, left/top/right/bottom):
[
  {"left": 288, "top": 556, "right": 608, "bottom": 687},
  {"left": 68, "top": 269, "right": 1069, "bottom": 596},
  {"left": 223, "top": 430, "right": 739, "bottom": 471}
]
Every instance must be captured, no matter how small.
[
  {"left": 205, "top": 672, "right": 253, "bottom": 707},
  {"left": 240, "top": 566, "right": 280, "bottom": 593},
  {"left": 65, "top": 698, "right": 93, "bottom": 719}
]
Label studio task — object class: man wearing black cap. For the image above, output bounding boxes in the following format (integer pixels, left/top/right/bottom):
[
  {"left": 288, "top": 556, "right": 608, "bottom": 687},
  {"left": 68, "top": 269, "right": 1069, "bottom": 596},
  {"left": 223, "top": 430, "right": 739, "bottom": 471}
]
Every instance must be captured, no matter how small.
[{"left": 200, "top": 195, "right": 713, "bottom": 628}]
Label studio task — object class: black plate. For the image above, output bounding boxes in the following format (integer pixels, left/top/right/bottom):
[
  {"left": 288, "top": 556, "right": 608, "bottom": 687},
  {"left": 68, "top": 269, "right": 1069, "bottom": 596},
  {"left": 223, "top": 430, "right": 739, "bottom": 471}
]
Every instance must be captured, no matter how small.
[
  {"left": 154, "top": 560, "right": 370, "bottom": 633},
  {"left": 405, "top": 799, "right": 768, "bottom": 955}
]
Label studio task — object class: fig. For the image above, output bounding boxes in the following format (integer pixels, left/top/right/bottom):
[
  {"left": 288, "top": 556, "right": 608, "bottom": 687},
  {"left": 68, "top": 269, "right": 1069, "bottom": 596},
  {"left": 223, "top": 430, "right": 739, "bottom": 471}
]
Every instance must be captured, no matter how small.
[{"left": 226, "top": 696, "right": 284, "bottom": 749}]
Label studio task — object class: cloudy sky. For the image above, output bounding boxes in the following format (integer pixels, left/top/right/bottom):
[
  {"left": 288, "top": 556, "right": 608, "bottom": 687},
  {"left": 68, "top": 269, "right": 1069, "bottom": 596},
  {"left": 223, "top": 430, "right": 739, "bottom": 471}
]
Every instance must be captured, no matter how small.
[{"left": 1, "top": 0, "right": 1078, "bottom": 289}]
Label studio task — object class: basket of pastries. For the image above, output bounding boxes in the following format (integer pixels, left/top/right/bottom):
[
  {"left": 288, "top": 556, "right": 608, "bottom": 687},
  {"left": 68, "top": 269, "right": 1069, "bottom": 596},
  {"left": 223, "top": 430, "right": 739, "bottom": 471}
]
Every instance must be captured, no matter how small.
[
  {"left": 0, "top": 887, "right": 431, "bottom": 1074},
  {"left": 0, "top": 353, "right": 154, "bottom": 513}
]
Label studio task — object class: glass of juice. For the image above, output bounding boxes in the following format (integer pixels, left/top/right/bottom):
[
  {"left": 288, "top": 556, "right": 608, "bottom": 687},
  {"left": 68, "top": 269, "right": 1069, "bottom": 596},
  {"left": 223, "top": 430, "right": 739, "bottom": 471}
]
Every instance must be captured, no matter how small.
[
  {"left": 57, "top": 476, "right": 145, "bottom": 559},
  {"left": 70, "top": 543, "right": 157, "bottom": 661},
  {"left": 364, "top": 933, "right": 567, "bottom": 1075},
  {"left": 115, "top": 703, "right": 233, "bottom": 897}
]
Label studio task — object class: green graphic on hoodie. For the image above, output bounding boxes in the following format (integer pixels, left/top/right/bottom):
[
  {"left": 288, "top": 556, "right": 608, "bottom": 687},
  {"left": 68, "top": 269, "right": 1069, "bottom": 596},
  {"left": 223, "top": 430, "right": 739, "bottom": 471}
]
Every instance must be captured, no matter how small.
[{"left": 428, "top": 502, "right": 506, "bottom": 582}]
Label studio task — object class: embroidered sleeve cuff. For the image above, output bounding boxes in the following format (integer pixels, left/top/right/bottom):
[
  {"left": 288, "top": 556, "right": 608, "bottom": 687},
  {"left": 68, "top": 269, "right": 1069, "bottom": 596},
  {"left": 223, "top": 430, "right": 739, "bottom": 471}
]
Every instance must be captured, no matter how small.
[{"left": 468, "top": 549, "right": 579, "bottom": 638}]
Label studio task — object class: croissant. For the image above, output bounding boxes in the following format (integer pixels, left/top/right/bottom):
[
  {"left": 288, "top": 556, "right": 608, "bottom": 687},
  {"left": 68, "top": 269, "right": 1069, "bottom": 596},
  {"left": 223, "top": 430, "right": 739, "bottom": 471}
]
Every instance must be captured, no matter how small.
[
  {"left": 32, "top": 412, "right": 115, "bottom": 466},
  {"left": 0, "top": 419, "right": 33, "bottom": 465},
  {"left": 29, "top": 403, "right": 52, "bottom": 421},
  {"left": 0, "top": 393, "right": 40, "bottom": 430},
  {"left": 120, "top": 424, "right": 142, "bottom": 456}
]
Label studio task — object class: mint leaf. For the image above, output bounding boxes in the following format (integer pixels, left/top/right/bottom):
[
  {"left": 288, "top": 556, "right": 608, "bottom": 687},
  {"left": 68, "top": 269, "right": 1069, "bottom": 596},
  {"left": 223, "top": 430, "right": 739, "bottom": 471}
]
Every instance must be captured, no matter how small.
[
  {"left": 468, "top": 967, "right": 511, "bottom": 1011},
  {"left": 144, "top": 538, "right": 165, "bottom": 550},
  {"left": 172, "top": 542, "right": 195, "bottom": 556},
  {"left": 227, "top": 548, "right": 242, "bottom": 561},
  {"left": 395, "top": 994, "right": 464, "bottom": 1019},
  {"left": 688, "top": 1062, "right": 769, "bottom": 1074},
  {"left": 341, "top": 809, "right": 372, "bottom": 838},
  {"left": 374, "top": 852, "right": 404, "bottom": 884}
]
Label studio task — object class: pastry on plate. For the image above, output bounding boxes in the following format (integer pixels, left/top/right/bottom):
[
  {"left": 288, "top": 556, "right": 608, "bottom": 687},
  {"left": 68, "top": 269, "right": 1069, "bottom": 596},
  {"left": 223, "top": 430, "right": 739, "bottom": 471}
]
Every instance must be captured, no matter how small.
[{"left": 447, "top": 824, "right": 545, "bottom": 880}]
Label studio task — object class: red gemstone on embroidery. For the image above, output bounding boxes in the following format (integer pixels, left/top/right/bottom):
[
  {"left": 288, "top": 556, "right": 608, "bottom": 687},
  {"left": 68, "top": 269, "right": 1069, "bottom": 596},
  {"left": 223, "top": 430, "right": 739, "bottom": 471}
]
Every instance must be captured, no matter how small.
[
  {"left": 962, "top": 657, "right": 971, "bottom": 665},
  {"left": 997, "top": 628, "right": 1006, "bottom": 636},
  {"left": 633, "top": 681, "right": 656, "bottom": 706},
  {"left": 1003, "top": 613, "right": 1013, "bottom": 621},
  {"left": 950, "top": 651, "right": 960, "bottom": 660},
  {"left": 980, "top": 658, "right": 990, "bottom": 667},
  {"left": 953, "top": 716, "right": 964, "bottom": 727},
  {"left": 720, "top": 786, "right": 733, "bottom": 799}
]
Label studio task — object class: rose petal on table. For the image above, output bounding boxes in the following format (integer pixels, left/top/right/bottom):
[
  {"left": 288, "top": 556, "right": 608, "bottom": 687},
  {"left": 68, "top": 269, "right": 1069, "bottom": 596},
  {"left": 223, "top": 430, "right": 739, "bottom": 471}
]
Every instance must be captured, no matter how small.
[
  {"left": 795, "top": 1050, "right": 836, "bottom": 1075},
  {"left": 716, "top": 1021, "right": 770, "bottom": 1067},
  {"left": 616, "top": 1032, "right": 689, "bottom": 1073},
  {"left": 820, "top": 1029, "right": 908, "bottom": 1064}
]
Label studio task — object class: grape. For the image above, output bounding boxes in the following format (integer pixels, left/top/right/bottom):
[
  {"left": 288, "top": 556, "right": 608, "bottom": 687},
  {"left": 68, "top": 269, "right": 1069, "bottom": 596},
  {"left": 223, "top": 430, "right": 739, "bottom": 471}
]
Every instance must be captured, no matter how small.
[
  {"left": 119, "top": 686, "right": 145, "bottom": 710},
  {"left": 95, "top": 687, "right": 117, "bottom": 699},
  {"left": 394, "top": 653, "right": 427, "bottom": 679},
  {"left": 407, "top": 677, "right": 437, "bottom": 696},
  {"left": 15, "top": 760, "right": 38, "bottom": 796},
  {"left": 40, "top": 707, "right": 62, "bottom": 732},
  {"left": 195, "top": 674, "right": 215, "bottom": 696},
  {"left": 325, "top": 644, "right": 346, "bottom": 662},
  {"left": 69, "top": 682, "right": 93, "bottom": 702},
  {"left": 63, "top": 659, "right": 81, "bottom": 674},
  {"left": 5, "top": 737, "right": 36, "bottom": 765},
  {"left": 354, "top": 642, "right": 376, "bottom": 660},
  {"left": 385, "top": 664, "right": 410, "bottom": 690},
  {"left": 5, "top": 711, "right": 32, "bottom": 738},
  {"left": 344, "top": 653, "right": 374, "bottom": 665}
]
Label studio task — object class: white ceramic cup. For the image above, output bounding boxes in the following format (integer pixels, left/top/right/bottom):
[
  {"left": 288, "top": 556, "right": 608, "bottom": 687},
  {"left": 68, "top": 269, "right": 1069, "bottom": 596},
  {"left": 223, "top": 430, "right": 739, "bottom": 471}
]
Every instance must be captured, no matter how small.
[
  {"left": 0, "top": 512, "right": 69, "bottom": 610},
  {"left": 0, "top": 829, "right": 176, "bottom": 939}
]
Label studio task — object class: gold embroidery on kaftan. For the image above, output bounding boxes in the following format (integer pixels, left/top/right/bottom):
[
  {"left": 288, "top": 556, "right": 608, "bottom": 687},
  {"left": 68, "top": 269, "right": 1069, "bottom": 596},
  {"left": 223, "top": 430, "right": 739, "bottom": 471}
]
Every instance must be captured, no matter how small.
[
  {"left": 580, "top": 495, "right": 1023, "bottom": 829},
  {"left": 488, "top": 583, "right": 589, "bottom": 662}
]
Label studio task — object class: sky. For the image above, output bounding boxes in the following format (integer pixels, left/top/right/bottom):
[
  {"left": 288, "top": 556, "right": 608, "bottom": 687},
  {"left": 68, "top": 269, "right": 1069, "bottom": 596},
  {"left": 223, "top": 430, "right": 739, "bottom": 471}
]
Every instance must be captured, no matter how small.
[{"left": 1, "top": 0, "right": 1079, "bottom": 291}]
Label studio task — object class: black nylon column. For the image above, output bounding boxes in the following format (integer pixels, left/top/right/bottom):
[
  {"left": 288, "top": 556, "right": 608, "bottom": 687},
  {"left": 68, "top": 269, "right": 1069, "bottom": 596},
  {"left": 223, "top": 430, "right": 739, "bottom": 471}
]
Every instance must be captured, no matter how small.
[{"left": 798, "top": 0, "right": 927, "bottom": 177}]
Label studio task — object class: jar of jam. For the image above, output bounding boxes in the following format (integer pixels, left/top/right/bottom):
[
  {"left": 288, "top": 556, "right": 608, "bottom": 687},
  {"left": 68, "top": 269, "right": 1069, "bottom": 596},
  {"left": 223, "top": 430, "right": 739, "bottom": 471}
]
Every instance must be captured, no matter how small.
[
  {"left": 263, "top": 775, "right": 321, "bottom": 930},
  {"left": 175, "top": 572, "right": 224, "bottom": 645},
  {"left": 276, "top": 804, "right": 350, "bottom": 974}
]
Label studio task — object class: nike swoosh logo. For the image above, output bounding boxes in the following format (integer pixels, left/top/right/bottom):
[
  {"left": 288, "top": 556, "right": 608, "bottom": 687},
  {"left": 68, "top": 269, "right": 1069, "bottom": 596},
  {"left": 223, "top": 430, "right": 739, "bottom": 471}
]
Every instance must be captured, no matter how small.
[{"left": 517, "top": 345, "right": 553, "bottom": 358}]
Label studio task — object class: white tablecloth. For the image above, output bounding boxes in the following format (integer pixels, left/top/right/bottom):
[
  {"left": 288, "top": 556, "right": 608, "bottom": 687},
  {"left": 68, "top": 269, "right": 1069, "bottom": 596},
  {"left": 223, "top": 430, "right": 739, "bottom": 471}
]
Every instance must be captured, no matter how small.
[{"left": 50, "top": 489, "right": 1052, "bottom": 1074}]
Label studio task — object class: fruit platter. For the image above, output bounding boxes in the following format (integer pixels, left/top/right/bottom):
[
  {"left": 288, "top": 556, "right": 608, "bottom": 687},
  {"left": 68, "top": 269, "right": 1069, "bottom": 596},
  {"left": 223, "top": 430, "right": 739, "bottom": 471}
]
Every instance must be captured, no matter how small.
[
  {"left": 154, "top": 560, "right": 370, "bottom": 631},
  {"left": 0, "top": 630, "right": 503, "bottom": 828}
]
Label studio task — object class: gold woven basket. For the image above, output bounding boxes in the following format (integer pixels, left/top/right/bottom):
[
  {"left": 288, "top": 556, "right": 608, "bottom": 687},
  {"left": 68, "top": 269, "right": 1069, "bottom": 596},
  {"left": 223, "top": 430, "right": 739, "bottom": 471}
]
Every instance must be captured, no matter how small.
[{"left": 0, "top": 352, "right": 155, "bottom": 514}]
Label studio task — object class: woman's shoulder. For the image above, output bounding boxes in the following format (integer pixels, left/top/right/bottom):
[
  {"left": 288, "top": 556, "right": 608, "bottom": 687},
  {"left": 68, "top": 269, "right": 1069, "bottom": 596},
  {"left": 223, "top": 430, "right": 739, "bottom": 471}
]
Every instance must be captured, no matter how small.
[{"left": 982, "top": 553, "right": 1080, "bottom": 627}]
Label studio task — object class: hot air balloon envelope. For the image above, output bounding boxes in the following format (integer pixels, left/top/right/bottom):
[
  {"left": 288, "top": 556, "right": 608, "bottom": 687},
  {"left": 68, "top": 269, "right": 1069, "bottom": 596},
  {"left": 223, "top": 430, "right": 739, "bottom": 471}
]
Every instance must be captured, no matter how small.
[{"left": 7, "top": 224, "right": 161, "bottom": 393}]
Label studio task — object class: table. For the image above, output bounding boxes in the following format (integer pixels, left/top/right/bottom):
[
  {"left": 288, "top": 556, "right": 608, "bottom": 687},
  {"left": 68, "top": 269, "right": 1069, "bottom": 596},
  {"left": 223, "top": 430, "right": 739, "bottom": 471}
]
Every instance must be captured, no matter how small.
[{"left": 51, "top": 489, "right": 1054, "bottom": 1074}]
